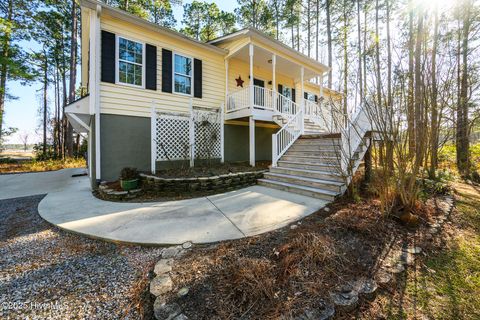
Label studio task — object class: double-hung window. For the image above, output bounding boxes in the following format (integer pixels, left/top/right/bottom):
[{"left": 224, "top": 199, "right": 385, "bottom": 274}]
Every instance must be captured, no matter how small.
[
  {"left": 118, "top": 37, "right": 144, "bottom": 87},
  {"left": 174, "top": 53, "right": 192, "bottom": 95}
]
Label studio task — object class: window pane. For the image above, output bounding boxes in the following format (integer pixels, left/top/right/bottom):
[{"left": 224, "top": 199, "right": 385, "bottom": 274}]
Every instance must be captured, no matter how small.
[
  {"left": 174, "top": 74, "right": 191, "bottom": 94},
  {"left": 174, "top": 54, "right": 191, "bottom": 76},
  {"left": 118, "top": 37, "right": 143, "bottom": 86}
]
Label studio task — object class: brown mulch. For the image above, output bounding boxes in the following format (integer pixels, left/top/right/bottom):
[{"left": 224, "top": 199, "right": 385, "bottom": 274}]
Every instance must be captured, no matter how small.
[
  {"left": 152, "top": 161, "right": 270, "bottom": 178},
  {"left": 162, "top": 193, "right": 448, "bottom": 319}
]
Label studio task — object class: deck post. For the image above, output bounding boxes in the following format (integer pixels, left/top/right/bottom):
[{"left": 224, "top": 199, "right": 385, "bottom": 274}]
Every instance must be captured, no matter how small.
[
  {"left": 249, "top": 44, "right": 254, "bottom": 109},
  {"left": 220, "top": 104, "right": 225, "bottom": 163},
  {"left": 189, "top": 98, "right": 194, "bottom": 168},
  {"left": 319, "top": 72, "right": 324, "bottom": 101},
  {"left": 272, "top": 54, "right": 276, "bottom": 111},
  {"left": 150, "top": 102, "right": 156, "bottom": 174},
  {"left": 249, "top": 116, "right": 255, "bottom": 167}
]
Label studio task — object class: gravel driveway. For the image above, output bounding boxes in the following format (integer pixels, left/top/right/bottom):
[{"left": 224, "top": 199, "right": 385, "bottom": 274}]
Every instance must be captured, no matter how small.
[{"left": 0, "top": 195, "right": 163, "bottom": 319}]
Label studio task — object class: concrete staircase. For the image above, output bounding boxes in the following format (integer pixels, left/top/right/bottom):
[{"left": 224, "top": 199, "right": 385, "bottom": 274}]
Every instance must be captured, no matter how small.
[{"left": 259, "top": 135, "right": 347, "bottom": 201}]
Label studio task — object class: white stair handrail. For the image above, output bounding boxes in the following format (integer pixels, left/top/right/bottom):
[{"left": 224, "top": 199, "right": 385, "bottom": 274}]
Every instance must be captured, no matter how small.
[{"left": 272, "top": 109, "right": 304, "bottom": 167}]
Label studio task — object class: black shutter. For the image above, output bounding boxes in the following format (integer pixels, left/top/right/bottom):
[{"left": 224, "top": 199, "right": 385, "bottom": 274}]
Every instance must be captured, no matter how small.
[
  {"left": 193, "top": 58, "right": 202, "bottom": 98},
  {"left": 101, "top": 30, "right": 115, "bottom": 84},
  {"left": 292, "top": 88, "right": 296, "bottom": 102},
  {"left": 145, "top": 44, "right": 157, "bottom": 90},
  {"left": 162, "top": 49, "right": 172, "bottom": 93},
  {"left": 314, "top": 95, "right": 318, "bottom": 102},
  {"left": 278, "top": 84, "right": 283, "bottom": 94},
  {"left": 304, "top": 92, "right": 308, "bottom": 99}
]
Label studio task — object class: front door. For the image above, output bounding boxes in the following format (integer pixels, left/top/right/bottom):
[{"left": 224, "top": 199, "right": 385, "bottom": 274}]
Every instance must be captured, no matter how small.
[{"left": 253, "top": 78, "right": 265, "bottom": 107}]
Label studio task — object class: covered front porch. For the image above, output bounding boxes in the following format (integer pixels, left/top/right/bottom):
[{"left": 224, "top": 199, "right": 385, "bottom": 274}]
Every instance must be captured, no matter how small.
[{"left": 223, "top": 41, "right": 333, "bottom": 166}]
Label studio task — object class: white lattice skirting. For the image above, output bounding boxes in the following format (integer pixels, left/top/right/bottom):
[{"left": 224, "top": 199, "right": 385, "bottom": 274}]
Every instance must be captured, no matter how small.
[{"left": 150, "top": 106, "right": 224, "bottom": 173}]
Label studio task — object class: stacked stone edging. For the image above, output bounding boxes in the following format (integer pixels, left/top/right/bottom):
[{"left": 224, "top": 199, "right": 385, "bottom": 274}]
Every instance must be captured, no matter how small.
[{"left": 140, "top": 170, "right": 267, "bottom": 196}]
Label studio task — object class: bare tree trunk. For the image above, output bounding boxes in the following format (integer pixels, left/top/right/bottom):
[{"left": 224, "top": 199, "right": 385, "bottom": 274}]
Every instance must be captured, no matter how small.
[
  {"left": 307, "top": 0, "right": 311, "bottom": 57},
  {"left": 375, "top": 0, "right": 381, "bottom": 108},
  {"left": 43, "top": 50, "right": 48, "bottom": 156},
  {"left": 385, "top": 0, "right": 394, "bottom": 171},
  {"left": 66, "top": 0, "right": 78, "bottom": 157},
  {"left": 414, "top": 10, "right": 425, "bottom": 168},
  {"left": 342, "top": 0, "right": 348, "bottom": 120},
  {"left": 429, "top": 8, "right": 439, "bottom": 178},
  {"left": 0, "top": 0, "right": 13, "bottom": 143},
  {"left": 456, "top": 0, "right": 472, "bottom": 176},
  {"left": 315, "top": 0, "right": 319, "bottom": 61},
  {"left": 407, "top": 10, "right": 415, "bottom": 155},
  {"left": 363, "top": 2, "right": 367, "bottom": 97},
  {"left": 326, "top": 0, "right": 332, "bottom": 87},
  {"left": 357, "top": 0, "right": 363, "bottom": 102}
]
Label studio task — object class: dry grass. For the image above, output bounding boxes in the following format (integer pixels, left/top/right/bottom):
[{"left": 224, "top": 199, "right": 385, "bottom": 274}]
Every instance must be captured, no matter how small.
[
  {"left": 0, "top": 157, "right": 85, "bottom": 174},
  {"left": 165, "top": 194, "right": 441, "bottom": 319}
]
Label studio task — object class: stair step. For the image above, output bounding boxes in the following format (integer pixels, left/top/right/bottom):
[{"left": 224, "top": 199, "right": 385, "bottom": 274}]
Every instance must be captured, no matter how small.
[
  {"left": 278, "top": 160, "right": 341, "bottom": 171},
  {"left": 295, "top": 138, "right": 341, "bottom": 145},
  {"left": 258, "top": 179, "right": 338, "bottom": 201},
  {"left": 284, "top": 150, "right": 339, "bottom": 157},
  {"left": 269, "top": 166, "right": 343, "bottom": 182},
  {"left": 280, "top": 154, "right": 341, "bottom": 164},
  {"left": 289, "top": 144, "right": 341, "bottom": 151},
  {"left": 264, "top": 172, "right": 344, "bottom": 192}
]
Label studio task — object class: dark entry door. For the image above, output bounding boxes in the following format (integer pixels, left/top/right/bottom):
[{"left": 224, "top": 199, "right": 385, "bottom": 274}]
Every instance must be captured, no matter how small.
[{"left": 253, "top": 78, "right": 265, "bottom": 106}]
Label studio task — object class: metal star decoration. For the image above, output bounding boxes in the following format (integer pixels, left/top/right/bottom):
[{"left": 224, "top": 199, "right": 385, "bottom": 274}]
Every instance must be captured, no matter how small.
[{"left": 235, "top": 76, "right": 244, "bottom": 87}]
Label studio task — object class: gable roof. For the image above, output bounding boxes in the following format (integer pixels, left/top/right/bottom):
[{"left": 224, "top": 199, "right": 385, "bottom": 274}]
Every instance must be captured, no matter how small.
[
  {"left": 209, "top": 28, "right": 330, "bottom": 73},
  {"left": 79, "top": 0, "right": 227, "bottom": 55}
]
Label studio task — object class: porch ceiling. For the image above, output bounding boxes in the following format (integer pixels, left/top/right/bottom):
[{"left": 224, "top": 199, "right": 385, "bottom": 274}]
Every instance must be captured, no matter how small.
[{"left": 229, "top": 44, "right": 319, "bottom": 82}]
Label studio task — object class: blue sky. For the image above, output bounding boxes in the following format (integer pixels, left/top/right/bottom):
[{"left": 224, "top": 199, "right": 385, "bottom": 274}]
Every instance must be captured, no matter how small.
[{"left": 4, "top": 0, "right": 236, "bottom": 144}]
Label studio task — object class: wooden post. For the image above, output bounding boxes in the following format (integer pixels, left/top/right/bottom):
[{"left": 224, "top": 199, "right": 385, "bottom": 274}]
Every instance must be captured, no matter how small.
[
  {"left": 189, "top": 98, "right": 194, "bottom": 168},
  {"left": 150, "top": 102, "right": 156, "bottom": 174},
  {"left": 364, "top": 139, "right": 372, "bottom": 183},
  {"left": 220, "top": 104, "right": 225, "bottom": 163},
  {"left": 249, "top": 116, "right": 255, "bottom": 167}
]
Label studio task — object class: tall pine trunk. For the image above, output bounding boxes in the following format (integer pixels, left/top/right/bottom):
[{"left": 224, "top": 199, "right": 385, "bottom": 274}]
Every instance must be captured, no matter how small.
[
  {"left": 429, "top": 8, "right": 439, "bottom": 178},
  {"left": 67, "top": 0, "right": 78, "bottom": 157},
  {"left": 0, "top": 0, "right": 13, "bottom": 143},
  {"left": 326, "top": 0, "right": 333, "bottom": 88},
  {"left": 414, "top": 10, "right": 425, "bottom": 169},
  {"left": 42, "top": 50, "right": 48, "bottom": 156}
]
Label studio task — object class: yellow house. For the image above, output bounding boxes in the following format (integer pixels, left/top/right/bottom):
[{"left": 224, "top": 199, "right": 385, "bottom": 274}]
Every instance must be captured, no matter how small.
[{"left": 68, "top": 0, "right": 372, "bottom": 201}]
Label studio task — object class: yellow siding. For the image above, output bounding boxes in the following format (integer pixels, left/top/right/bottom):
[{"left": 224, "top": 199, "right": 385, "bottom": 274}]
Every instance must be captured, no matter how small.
[
  {"left": 99, "top": 15, "right": 225, "bottom": 118},
  {"left": 228, "top": 58, "right": 296, "bottom": 93}
]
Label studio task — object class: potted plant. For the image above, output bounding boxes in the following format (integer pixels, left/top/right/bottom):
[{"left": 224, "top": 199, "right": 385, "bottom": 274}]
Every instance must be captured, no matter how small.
[{"left": 120, "top": 167, "right": 139, "bottom": 191}]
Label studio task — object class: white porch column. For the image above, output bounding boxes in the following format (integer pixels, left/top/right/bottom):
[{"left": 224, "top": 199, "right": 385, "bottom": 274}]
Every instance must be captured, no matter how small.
[
  {"left": 249, "top": 44, "right": 254, "bottom": 109},
  {"left": 272, "top": 54, "right": 276, "bottom": 111},
  {"left": 300, "top": 66, "right": 305, "bottom": 134},
  {"left": 319, "top": 72, "right": 324, "bottom": 101},
  {"left": 249, "top": 116, "right": 255, "bottom": 167},
  {"left": 225, "top": 59, "right": 229, "bottom": 110}
]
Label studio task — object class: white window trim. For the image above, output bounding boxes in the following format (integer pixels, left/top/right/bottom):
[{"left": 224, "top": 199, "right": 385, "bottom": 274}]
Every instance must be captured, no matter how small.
[
  {"left": 115, "top": 35, "right": 146, "bottom": 89},
  {"left": 172, "top": 51, "right": 194, "bottom": 97}
]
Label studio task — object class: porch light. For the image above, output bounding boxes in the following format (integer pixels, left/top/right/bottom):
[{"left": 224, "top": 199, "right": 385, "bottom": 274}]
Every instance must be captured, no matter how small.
[{"left": 268, "top": 59, "right": 272, "bottom": 64}]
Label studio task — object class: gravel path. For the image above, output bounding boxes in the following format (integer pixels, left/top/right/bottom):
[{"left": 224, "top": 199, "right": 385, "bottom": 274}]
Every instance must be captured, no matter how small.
[{"left": 0, "top": 195, "right": 163, "bottom": 319}]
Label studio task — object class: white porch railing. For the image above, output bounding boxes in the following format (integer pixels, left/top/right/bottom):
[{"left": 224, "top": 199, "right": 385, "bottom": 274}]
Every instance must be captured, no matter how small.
[
  {"left": 272, "top": 109, "right": 304, "bottom": 166},
  {"left": 227, "top": 85, "right": 299, "bottom": 116}
]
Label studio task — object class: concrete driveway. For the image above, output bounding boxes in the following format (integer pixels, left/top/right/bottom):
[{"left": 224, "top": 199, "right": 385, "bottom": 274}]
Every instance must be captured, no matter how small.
[{"left": 1, "top": 168, "right": 328, "bottom": 245}]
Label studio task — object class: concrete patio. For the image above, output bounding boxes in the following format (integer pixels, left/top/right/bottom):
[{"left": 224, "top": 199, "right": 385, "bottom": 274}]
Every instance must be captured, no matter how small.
[{"left": 1, "top": 168, "right": 328, "bottom": 245}]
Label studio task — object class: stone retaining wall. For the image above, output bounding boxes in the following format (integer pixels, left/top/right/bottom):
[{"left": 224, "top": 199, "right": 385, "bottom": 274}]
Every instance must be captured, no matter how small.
[{"left": 140, "top": 171, "right": 267, "bottom": 196}]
